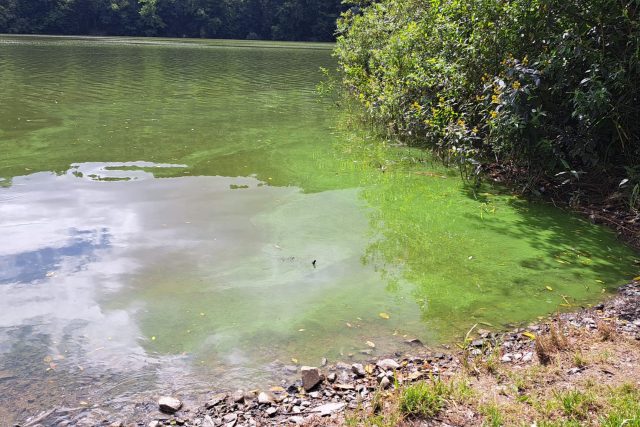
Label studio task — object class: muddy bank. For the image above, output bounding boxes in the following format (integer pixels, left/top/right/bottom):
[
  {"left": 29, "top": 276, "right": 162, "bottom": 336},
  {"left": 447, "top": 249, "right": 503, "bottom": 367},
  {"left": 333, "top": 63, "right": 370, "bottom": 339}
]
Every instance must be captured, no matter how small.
[{"left": 17, "top": 280, "right": 640, "bottom": 427}]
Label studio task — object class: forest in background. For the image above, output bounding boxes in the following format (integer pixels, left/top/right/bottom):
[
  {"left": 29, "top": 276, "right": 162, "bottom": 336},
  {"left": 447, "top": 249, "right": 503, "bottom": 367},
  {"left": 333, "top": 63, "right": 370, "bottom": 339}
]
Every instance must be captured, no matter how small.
[{"left": 0, "top": 0, "right": 344, "bottom": 41}]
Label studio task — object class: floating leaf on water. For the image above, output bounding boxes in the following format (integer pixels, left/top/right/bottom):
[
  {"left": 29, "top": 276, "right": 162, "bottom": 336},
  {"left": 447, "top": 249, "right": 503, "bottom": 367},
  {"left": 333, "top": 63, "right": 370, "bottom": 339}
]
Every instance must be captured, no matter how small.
[
  {"left": 43, "top": 356, "right": 53, "bottom": 364},
  {"left": 291, "top": 358, "right": 298, "bottom": 364},
  {"left": 595, "top": 279, "right": 604, "bottom": 284},
  {"left": 200, "top": 312, "right": 205, "bottom": 316},
  {"left": 379, "top": 312, "right": 390, "bottom": 319},
  {"left": 151, "top": 336, "right": 156, "bottom": 341},
  {"left": 522, "top": 331, "right": 536, "bottom": 340},
  {"left": 545, "top": 286, "right": 553, "bottom": 291},
  {"left": 45, "top": 272, "right": 55, "bottom": 278},
  {"left": 346, "top": 322, "right": 352, "bottom": 328},
  {"left": 298, "top": 329, "right": 305, "bottom": 332},
  {"left": 80, "top": 401, "right": 89, "bottom": 406},
  {"left": 366, "top": 341, "right": 376, "bottom": 348}
]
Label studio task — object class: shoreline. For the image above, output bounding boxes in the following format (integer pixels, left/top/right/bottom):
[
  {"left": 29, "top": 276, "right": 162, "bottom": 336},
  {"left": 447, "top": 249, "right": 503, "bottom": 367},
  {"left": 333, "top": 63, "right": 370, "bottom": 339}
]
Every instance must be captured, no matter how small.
[{"left": 21, "top": 280, "right": 640, "bottom": 426}]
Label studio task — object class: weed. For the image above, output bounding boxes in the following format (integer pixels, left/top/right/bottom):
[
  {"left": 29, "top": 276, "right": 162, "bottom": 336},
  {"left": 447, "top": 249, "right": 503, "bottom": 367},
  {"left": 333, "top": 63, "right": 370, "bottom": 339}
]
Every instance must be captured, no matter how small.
[
  {"left": 399, "top": 378, "right": 451, "bottom": 418},
  {"left": 555, "top": 390, "right": 595, "bottom": 420},
  {"left": 481, "top": 402, "right": 504, "bottom": 427}
]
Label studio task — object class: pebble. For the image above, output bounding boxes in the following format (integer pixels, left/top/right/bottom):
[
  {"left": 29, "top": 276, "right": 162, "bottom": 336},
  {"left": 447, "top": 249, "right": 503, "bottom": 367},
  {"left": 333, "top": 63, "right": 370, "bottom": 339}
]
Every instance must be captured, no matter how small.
[
  {"left": 258, "top": 392, "right": 274, "bottom": 404},
  {"left": 351, "top": 363, "right": 366, "bottom": 377}
]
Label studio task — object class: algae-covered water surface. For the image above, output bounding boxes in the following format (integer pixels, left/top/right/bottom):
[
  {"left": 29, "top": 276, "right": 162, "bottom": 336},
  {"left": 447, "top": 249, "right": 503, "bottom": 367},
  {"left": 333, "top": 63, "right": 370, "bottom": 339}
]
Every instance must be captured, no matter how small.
[{"left": 0, "top": 36, "right": 636, "bottom": 422}]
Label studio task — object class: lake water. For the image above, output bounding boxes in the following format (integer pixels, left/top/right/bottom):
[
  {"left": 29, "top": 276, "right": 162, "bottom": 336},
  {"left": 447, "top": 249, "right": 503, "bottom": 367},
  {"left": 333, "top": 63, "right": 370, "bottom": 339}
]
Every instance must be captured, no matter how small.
[{"left": 0, "top": 36, "right": 636, "bottom": 424}]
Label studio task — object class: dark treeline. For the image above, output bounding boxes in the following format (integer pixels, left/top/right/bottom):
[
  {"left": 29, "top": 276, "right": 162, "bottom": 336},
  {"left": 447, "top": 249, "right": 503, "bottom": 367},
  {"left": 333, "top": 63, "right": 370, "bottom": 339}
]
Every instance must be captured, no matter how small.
[{"left": 0, "top": 0, "right": 344, "bottom": 41}]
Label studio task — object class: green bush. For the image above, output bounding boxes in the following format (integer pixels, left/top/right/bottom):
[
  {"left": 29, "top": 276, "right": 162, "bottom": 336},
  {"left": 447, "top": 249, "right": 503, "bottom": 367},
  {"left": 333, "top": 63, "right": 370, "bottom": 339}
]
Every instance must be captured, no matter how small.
[{"left": 336, "top": 0, "right": 640, "bottom": 204}]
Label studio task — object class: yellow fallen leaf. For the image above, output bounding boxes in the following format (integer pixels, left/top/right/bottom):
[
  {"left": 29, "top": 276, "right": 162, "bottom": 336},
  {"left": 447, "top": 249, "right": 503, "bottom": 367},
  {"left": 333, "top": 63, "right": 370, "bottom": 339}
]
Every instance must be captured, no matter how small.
[
  {"left": 43, "top": 355, "right": 53, "bottom": 364},
  {"left": 379, "top": 312, "right": 390, "bottom": 319},
  {"left": 346, "top": 322, "right": 352, "bottom": 328},
  {"left": 270, "top": 386, "right": 285, "bottom": 393},
  {"left": 522, "top": 331, "right": 536, "bottom": 340},
  {"left": 151, "top": 336, "right": 156, "bottom": 341},
  {"left": 365, "top": 364, "right": 374, "bottom": 374},
  {"left": 80, "top": 401, "right": 89, "bottom": 406},
  {"left": 366, "top": 341, "right": 376, "bottom": 348},
  {"left": 200, "top": 312, "right": 205, "bottom": 316},
  {"left": 595, "top": 279, "right": 604, "bottom": 284},
  {"left": 545, "top": 286, "right": 553, "bottom": 291},
  {"left": 633, "top": 276, "right": 640, "bottom": 282},
  {"left": 291, "top": 358, "right": 298, "bottom": 364},
  {"left": 298, "top": 329, "right": 305, "bottom": 332}
]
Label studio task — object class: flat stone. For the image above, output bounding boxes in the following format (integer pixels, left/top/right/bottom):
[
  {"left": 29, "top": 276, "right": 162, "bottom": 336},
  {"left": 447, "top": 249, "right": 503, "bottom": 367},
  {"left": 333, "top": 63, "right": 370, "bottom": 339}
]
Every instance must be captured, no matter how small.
[
  {"left": 300, "top": 366, "right": 322, "bottom": 391},
  {"left": 202, "top": 415, "right": 216, "bottom": 427},
  {"left": 405, "top": 338, "right": 424, "bottom": 346},
  {"left": 265, "top": 407, "right": 278, "bottom": 417},
  {"left": 334, "top": 383, "right": 355, "bottom": 390},
  {"left": 376, "top": 359, "right": 400, "bottom": 370},
  {"left": 311, "top": 402, "right": 346, "bottom": 416},
  {"left": 289, "top": 416, "right": 305, "bottom": 425},
  {"left": 223, "top": 413, "right": 237, "bottom": 423},
  {"left": 522, "top": 352, "right": 534, "bottom": 363},
  {"left": 326, "top": 372, "right": 336, "bottom": 383},
  {"left": 501, "top": 354, "right": 512, "bottom": 363},
  {"left": 158, "top": 396, "right": 182, "bottom": 414},
  {"left": 206, "top": 393, "right": 227, "bottom": 409},
  {"left": 148, "top": 422, "right": 161, "bottom": 427}
]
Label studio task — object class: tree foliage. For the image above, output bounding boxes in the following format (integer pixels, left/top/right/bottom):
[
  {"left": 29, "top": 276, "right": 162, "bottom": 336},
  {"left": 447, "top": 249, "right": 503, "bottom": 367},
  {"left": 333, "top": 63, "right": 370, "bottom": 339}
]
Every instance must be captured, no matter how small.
[
  {"left": 336, "top": 0, "right": 640, "bottom": 203},
  {"left": 0, "top": 0, "right": 344, "bottom": 41}
]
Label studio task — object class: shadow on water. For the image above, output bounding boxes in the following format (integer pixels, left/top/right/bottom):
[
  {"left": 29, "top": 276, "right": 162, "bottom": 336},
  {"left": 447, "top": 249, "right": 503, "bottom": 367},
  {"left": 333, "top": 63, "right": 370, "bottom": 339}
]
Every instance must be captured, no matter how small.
[{"left": 460, "top": 184, "right": 636, "bottom": 281}]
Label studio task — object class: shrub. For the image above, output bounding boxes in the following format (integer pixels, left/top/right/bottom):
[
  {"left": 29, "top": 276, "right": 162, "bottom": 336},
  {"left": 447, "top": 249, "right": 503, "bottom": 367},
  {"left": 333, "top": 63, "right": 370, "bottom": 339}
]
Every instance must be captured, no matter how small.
[{"left": 336, "top": 0, "right": 640, "bottom": 204}]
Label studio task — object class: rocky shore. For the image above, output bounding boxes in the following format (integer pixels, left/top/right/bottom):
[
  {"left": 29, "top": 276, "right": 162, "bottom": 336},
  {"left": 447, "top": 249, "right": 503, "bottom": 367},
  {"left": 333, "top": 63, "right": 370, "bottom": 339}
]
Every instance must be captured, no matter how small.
[{"left": 19, "top": 281, "right": 640, "bottom": 427}]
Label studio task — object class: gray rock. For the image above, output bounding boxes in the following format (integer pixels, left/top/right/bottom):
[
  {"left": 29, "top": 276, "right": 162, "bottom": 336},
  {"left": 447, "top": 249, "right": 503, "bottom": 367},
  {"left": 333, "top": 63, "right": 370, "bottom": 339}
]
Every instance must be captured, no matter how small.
[
  {"left": 351, "top": 363, "right": 365, "bottom": 377},
  {"left": 148, "top": 422, "right": 161, "bottom": 427},
  {"left": 289, "top": 416, "right": 305, "bottom": 425},
  {"left": 326, "top": 372, "right": 337, "bottom": 383},
  {"left": 232, "top": 390, "right": 245, "bottom": 403},
  {"left": 206, "top": 393, "right": 227, "bottom": 409},
  {"left": 501, "top": 354, "right": 512, "bottom": 363},
  {"left": 158, "top": 396, "right": 182, "bottom": 414},
  {"left": 321, "top": 357, "right": 328, "bottom": 367},
  {"left": 471, "top": 339, "right": 484, "bottom": 347},
  {"left": 258, "top": 391, "right": 274, "bottom": 404},
  {"left": 266, "top": 407, "right": 277, "bottom": 417},
  {"left": 223, "top": 413, "right": 237, "bottom": 423},
  {"left": 377, "top": 359, "right": 400, "bottom": 370},
  {"left": 300, "top": 366, "right": 322, "bottom": 391},
  {"left": 203, "top": 415, "right": 216, "bottom": 427},
  {"left": 380, "top": 376, "right": 391, "bottom": 389},
  {"left": 522, "top": 352, "right": 534, "bottom": 363}
]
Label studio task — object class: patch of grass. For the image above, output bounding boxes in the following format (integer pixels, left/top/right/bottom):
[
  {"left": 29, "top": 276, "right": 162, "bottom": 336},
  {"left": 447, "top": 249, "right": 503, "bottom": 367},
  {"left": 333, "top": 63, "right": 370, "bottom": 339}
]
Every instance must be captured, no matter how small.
[
  {"left": 600, "top": 384, "right": 640, "bottom": 427},
  {"left": 399, "top": 379, "right": 452, "bottom": 418},
  {"left": 572, "top": 352, "right": 588, "bottom": 368},
  {"left": 480, "top": 402, "right": 503, "bottom": 427},
  {"left": 555, "top": 390, "right": 595, "bottom": 420},
  {"left": 597, "top": 320, "right": 616, "bottom": 342}
]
